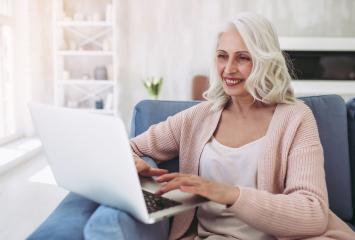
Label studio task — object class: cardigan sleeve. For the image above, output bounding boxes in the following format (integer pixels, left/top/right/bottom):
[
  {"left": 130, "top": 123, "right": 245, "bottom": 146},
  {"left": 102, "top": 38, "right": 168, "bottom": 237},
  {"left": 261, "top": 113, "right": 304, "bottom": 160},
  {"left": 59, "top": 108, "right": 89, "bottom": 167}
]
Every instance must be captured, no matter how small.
[
  {"left": 227, "top": 106, "right": 329, "bottom": 238},
  {"left": 129, "top": 110, "right": 185, "bottom": 163}
]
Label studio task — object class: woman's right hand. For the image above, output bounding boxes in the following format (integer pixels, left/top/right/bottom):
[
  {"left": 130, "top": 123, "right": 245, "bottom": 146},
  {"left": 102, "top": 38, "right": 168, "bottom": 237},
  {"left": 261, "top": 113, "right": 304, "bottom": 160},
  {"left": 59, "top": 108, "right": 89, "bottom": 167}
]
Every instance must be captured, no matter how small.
[{"left": 134, "top": 156, "right": 168, "bottom": 177}]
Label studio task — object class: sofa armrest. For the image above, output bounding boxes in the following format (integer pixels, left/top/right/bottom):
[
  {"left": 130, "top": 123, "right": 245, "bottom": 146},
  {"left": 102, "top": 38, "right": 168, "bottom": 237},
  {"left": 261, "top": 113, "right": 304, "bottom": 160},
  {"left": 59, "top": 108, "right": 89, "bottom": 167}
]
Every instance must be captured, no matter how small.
[{"left": 27, "top": 192, "right": 99, "bottom": 240}]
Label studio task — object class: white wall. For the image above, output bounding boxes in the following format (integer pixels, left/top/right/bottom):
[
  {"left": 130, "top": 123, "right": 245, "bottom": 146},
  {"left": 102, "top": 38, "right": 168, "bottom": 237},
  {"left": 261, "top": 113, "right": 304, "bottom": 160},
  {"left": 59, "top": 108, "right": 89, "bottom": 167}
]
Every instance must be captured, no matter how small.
[
  {"left": 115, "top": 0, "right": 355, "bottom": 126},
  {"left": 22, "top": 0, "right": 355, "bottom": 131}
]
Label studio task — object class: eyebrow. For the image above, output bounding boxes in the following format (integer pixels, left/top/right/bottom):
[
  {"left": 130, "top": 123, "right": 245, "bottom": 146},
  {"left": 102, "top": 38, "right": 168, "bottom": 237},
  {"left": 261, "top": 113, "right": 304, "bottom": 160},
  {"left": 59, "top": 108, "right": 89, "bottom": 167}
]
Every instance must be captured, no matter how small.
[{"left": 216, "top": 50, "right": 249, "bottom": 54}]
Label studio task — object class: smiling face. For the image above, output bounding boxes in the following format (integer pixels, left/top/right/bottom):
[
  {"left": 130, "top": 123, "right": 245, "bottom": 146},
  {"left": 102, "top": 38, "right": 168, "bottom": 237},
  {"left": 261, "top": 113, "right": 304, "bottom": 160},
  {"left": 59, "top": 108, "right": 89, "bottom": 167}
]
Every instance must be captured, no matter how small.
[{"left": 216, "top": 26, "right": 253, "bottom": 100}]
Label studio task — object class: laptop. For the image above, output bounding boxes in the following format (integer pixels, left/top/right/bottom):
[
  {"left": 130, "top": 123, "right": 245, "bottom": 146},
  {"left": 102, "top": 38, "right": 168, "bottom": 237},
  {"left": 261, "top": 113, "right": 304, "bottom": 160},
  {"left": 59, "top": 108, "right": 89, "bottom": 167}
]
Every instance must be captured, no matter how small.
[{"left": 29, "top": 103, "right": 208, "bottom": 224}]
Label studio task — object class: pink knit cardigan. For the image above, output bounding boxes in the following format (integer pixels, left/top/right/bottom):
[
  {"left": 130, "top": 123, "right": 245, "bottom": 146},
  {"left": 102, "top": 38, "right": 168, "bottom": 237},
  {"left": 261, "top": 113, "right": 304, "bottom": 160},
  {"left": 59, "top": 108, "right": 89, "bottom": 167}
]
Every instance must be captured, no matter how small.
[{"left": 130, "top": 101, "right": 354, "bottom": 240}]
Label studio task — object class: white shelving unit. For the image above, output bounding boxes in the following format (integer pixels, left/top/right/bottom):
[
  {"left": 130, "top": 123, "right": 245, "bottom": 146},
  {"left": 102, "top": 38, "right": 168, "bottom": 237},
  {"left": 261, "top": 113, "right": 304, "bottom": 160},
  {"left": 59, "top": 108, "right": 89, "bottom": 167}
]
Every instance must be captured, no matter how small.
[{"left": 52, "top": 0, "right": 118, "bottom": 115}]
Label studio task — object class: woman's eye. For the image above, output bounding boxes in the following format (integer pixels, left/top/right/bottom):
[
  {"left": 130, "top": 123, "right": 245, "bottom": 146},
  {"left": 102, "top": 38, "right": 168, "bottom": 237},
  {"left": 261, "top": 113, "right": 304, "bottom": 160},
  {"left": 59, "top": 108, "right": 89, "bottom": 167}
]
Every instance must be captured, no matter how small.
[
  {"left": 217, "top": 54, "right": 227, "bottom": 59},
  {"left": 237, "top": 55, "right": 251, "bottom": 64},
  {"left": 239, "top": 56, "right": 250, "bottom": 61}
]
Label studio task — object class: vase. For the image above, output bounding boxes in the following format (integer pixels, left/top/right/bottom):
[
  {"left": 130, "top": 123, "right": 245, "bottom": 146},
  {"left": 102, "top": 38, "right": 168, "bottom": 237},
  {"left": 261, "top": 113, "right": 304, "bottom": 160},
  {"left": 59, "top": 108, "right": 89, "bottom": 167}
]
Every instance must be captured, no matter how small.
[{"left": 94, "top": 66, "right": 108, "bottom": 80}]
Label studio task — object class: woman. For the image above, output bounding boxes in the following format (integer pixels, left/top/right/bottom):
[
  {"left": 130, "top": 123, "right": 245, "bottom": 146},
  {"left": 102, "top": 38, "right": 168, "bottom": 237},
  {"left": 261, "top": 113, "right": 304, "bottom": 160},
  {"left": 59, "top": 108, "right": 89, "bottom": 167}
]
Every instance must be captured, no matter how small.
[{"left": 131, "top": 12, "right": 354, "bottom": 239}]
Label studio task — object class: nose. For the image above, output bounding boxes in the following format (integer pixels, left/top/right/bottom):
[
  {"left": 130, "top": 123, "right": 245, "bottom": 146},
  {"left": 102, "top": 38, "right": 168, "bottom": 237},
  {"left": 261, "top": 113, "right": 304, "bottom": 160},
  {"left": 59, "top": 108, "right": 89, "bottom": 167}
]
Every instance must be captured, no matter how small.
[{"left": 224, "top": 58, "right": 238, "bottom": 74}]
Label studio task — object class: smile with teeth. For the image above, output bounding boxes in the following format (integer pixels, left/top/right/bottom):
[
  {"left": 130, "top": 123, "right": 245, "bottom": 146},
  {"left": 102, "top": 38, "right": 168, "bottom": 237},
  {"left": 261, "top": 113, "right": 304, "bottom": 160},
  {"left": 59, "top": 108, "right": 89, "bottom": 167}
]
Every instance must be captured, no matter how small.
[{"left": 224, "top": 78, "right": 244, "bottom": 86}]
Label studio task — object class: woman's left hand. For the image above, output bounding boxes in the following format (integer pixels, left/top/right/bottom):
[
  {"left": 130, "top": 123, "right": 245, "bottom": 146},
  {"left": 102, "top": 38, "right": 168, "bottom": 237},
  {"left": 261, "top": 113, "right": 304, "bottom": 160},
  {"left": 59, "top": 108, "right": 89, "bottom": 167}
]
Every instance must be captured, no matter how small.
[{"left": 155, "top": 173, "right": 239, "bottom": 206}]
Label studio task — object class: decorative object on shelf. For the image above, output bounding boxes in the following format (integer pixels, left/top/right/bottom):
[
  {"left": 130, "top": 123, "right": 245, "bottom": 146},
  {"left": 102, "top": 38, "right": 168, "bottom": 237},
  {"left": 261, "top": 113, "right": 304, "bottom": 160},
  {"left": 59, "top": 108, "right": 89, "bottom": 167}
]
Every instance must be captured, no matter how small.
[
  {"left": 92, "top": 13, "right": 101, "bottom": 21},
  {"left": 69, "top": 40, "right": 76, "bottom": 50},
  {"left": 95, "top": 99, "right": 104, "bottom": 109},
  {"left": 94, "top": 66, "right": 108, "bottom": 80},
  {"left": 59, "top": 40, "right": 68, "bottom": 50},
  {"left": 143, "top": 77, "right": 163, "bottom": 100},
  {"left": 63, "top": 16, "right": 72, "bottom": 21},
  {"left": 86, "top": 14, "right": 93, "bottom": 22},
  {"left": 73, "top": 12, "right": 84, "bottom": 21},
  {"left": 62, "top": 11, "right": 72, "bottom": 21},
  {"left": 102, "top": 40, "right": 108, "bottom": 51},
  {"left": 62, "top": 70, "right": 70, "bottom": 80},
  {"left": 192, "top": 75, "right": 209, "bottom": 100},
  {"left": 105, "top": 4, "right": 113, "bottom": 22},
  {"left": 82, "top": 74, "right": 90, "bottom": 80},
  {"left": 62, "top": 70, "right": 71, "bottom": 80},
  {"left": 102, "top": 38, "right": 110, "bottom": 51}
]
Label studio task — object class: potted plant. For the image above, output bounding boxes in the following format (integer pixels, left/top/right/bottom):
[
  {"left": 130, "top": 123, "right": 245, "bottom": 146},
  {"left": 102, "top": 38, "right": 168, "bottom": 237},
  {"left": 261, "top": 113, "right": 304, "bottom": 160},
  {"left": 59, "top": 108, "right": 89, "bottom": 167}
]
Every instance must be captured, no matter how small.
[{"left": 143, "top": 77, "right": 163, "bottom": 100}]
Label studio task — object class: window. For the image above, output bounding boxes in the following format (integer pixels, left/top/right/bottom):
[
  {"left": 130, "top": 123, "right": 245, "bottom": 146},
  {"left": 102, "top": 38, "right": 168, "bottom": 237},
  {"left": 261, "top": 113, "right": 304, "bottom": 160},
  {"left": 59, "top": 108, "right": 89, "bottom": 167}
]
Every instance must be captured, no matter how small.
[{"left": 0, "top": 0, "right": 16, "bottom": 144}]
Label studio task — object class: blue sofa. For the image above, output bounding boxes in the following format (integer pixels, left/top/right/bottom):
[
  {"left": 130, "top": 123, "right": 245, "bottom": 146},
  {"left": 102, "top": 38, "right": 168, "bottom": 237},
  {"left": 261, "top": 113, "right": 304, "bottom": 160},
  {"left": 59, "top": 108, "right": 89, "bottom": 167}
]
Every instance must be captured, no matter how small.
[{"left": 28, "top": 95, "right": 355, "bottom": 239}]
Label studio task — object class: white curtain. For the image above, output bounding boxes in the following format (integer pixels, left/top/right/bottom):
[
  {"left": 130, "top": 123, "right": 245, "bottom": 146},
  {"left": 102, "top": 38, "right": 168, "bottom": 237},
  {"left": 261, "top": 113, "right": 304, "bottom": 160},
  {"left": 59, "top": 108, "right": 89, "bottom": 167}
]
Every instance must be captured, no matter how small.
[{"left": 14, "top": 0, "right": 52, "bottom": 137}]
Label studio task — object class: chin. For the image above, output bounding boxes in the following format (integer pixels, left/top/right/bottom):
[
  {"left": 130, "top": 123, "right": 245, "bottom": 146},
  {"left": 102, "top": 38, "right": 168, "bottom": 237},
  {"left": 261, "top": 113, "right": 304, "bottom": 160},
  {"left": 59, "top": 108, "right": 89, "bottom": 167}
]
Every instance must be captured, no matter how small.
[
  {"left": 222, "top": 85, "right": 248, "bottom": 97},
  {"left": 226, "top": 91, "right": 249, "bottom": 98}
]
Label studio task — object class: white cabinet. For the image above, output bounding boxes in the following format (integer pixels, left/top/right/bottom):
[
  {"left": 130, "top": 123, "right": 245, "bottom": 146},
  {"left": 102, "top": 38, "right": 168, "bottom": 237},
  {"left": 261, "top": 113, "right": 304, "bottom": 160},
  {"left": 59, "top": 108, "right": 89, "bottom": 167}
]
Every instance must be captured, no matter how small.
[{"left": 52, "top": 0, "right": 118, "bottom": 115}]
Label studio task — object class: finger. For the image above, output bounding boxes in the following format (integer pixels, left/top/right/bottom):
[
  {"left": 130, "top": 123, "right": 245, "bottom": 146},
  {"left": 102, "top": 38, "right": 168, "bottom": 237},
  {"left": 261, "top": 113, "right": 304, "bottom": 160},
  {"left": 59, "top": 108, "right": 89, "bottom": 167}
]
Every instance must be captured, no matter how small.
[
  {"left": 156, "top": 173, "right": 185, "bottom": 183},
  {"left": 136, "top": 163, "right": 150, "bottom": 173},
  {"left": 147, "top": 168, "right": 168, "bottom": 176},
  {"left": 155, "top": 179, "right": 182, "bottom": 195},
  {"left": 155, "top": 183, "right": 180, "bottom": 195},
  {"left": 136, "top": 164, "right": 148, "bottom": 173},
  {"left": 155, "top": 177, "right": 195, "bottom": 195}
]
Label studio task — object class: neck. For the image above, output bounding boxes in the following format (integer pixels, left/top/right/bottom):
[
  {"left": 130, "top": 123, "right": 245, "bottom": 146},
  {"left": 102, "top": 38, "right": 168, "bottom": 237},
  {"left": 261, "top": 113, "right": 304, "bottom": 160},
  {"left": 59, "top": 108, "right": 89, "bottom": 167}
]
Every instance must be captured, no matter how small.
[{"left": 227, "top": 95, "right": 260, "bottom": 115}]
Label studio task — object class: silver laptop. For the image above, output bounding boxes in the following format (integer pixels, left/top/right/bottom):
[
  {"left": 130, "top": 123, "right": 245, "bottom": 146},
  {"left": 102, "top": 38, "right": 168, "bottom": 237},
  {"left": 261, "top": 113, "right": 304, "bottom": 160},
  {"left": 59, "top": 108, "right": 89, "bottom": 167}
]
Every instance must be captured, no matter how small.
[{"left": 29, "top": 103, "right": 208, "bottom": 224}]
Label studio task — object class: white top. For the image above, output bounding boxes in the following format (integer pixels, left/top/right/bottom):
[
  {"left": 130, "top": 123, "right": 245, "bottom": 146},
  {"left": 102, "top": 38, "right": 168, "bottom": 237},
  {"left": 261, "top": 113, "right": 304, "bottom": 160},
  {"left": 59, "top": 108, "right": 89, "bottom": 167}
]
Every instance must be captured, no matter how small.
[{"left": 196, "top": 137, "right": 274, "bottom": 240}]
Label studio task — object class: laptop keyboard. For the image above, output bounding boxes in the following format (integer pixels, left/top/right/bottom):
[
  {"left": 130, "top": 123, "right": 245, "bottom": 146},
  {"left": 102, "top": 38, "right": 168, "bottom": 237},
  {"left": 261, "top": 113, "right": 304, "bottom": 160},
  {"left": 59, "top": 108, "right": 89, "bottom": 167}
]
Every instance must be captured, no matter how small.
[{"left": 143, "top": 190, "right": 182, "bottom": 213}]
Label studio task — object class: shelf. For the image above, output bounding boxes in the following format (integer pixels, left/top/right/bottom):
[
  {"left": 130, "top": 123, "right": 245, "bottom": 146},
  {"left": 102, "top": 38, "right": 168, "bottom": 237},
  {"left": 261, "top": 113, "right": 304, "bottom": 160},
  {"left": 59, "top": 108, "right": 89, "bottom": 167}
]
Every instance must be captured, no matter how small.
[
  {"left": 57, "top": 50, "right": 113, "bottom": 56},
  {"left": 292, "top": 80, "right": 355, "bottom": 97},
  {"left": 57, "top": 21, "right": 113, "bottom": 27},
  {"left": 53, "top": 0, "right": 118, "bottom": 117},
  {"left": 279, "top": 37, "right": 355, "bottom": 51},
  {"left": 58, "top": 80, "right": 114, "bottom": 85}
]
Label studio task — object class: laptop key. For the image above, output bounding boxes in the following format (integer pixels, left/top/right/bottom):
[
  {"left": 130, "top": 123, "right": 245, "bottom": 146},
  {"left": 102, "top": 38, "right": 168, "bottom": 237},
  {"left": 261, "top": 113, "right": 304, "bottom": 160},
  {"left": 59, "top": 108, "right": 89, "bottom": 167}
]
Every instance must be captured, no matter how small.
[{"left": 143, "top": 190, "right": 182, "bottom": 213}]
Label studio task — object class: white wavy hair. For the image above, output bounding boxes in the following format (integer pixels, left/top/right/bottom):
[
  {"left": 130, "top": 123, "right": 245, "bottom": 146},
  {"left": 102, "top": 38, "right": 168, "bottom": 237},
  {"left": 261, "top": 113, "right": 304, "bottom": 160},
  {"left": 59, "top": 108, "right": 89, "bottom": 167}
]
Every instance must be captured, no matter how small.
[{"left": 203, "top": 12, "right": 296, "bottom": 110}]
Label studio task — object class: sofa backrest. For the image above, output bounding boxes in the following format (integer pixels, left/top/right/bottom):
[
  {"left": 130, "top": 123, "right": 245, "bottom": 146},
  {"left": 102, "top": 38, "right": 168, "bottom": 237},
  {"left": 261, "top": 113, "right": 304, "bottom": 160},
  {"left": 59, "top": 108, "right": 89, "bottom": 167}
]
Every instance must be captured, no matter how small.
[
  {"left": 301, "top": 95, "right": 352, "bottom": 221},
  {"left": 130, "top": 95, "right": 353, "bottom": 221},
  {"left": 130, "top": 100, "right": 199, "bottom": 173},
  {"left": 346, "top": 98, "right": 355, "bottom": 223}
]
